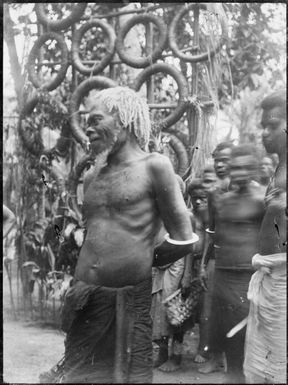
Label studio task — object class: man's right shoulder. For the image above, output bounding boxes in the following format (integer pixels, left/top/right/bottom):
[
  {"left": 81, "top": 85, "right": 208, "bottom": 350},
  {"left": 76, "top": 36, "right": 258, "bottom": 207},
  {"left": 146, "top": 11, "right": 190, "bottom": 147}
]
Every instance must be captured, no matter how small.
[
  {"left": 146, "top": 152, "right": 174, "bottom": 173},
  {"left": 146, "top": 151, "right": 171, "bottom": 164}
]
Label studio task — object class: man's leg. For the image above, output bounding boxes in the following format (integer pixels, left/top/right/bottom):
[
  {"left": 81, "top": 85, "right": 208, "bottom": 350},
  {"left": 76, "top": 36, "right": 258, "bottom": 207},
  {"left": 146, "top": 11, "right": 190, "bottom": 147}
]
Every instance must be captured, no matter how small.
[
  {"left": 153, "top": 336, "right": 169, "bottom": 368},
  {"left": 195, "top": 259, "right": 215, "bottom": 363},
  {"left": 224, "top": 329, "right": 246, "bottom": 384},
  {"left": 62, "top": 283, "right": 117, "bottom": 383},
  {"left": 199, "top": 270, "right": 226, "bottom": 374},
  {"left": 222, "top": 271, "right": 251, "bottom": 383},
  {"left": 158, "top": 330, "right": 184, "bottom": 372},
  {"left": 127, "top": 279, "right": 153, "bottom": 384}
]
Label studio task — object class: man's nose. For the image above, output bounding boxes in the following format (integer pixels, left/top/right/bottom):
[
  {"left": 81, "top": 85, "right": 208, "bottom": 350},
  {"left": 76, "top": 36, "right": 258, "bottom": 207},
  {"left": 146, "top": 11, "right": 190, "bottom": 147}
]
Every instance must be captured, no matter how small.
[{"left": 86, "top": 126, "right": 95, "bottom": 136}]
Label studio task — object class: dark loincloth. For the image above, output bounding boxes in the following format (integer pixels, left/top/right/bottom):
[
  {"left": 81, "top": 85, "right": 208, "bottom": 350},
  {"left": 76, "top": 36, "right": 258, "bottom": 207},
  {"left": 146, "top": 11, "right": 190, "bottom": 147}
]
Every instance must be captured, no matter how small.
[
  {"left": 60, "top": 278, "right": 153, "bottom": 383},
  {"left": 209, "top": 268, "right": 253, "bottom": 380},
  {"left": 197, "top": 258, "right": 215, "bottom": 356}
]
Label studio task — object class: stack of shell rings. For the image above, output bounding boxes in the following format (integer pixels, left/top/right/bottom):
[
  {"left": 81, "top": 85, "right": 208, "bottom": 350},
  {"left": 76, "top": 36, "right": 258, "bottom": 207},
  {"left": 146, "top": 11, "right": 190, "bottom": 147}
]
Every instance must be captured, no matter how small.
[
  {"left": 22, "top": 3, "right": 226, "bottom": 212},
  {"left": 28, "top": 32, "right": 69, "bottom": 91},
  {"left": 35, "top": 3, "right": 87, "bottom": 31},
  {"left": 116, "top": 14, "right": 167, "bottom": 68},
  {"left": 72, "top": 20, "right": 116, "bottom": 75},
  {"left": 168, "top": 3, "right": 227, "bottom": 63},
  {"left": 133, "top": 63, "right": 189, "bottom": 130},
  {"left": 19, "top": 90, "right": 70, "bottom": 157},
  {"left": 67, "top": 153, "right": 95, "bottom": 222}
]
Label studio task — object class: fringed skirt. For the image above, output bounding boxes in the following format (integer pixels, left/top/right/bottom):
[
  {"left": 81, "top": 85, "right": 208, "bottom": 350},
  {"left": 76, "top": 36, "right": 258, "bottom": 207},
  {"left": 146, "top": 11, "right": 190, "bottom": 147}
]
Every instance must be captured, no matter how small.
[{"left": 61, "top": 278, "right": 153, "bottom": 383}]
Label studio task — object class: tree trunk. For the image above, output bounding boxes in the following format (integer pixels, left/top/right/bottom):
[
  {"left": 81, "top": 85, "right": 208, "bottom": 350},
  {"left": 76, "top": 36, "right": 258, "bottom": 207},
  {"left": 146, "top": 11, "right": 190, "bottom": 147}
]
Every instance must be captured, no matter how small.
[{"left": 4, "top": 4, "right": 24, "bottom": 107}]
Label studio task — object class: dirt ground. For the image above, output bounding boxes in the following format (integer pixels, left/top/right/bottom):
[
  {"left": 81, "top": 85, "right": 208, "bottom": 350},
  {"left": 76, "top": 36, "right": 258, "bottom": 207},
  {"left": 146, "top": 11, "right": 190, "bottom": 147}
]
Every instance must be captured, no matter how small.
[{"left": 3, "top": 267, "right": 226, "bottom": 384}]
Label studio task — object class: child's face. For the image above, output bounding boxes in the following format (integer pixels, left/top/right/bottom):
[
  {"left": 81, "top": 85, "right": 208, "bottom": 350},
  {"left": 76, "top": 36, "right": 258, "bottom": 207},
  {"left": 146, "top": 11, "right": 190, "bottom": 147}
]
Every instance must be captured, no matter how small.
[{"left": 191, "top": 189, "right": 208, "bottom": 213}]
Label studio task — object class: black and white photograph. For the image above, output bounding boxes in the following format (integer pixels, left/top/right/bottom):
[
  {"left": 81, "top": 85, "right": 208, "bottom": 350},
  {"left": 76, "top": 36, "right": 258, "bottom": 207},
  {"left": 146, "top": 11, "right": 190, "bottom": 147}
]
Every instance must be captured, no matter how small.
[{"left": 3, "top": 2, "right": 286, "bottom": 384}]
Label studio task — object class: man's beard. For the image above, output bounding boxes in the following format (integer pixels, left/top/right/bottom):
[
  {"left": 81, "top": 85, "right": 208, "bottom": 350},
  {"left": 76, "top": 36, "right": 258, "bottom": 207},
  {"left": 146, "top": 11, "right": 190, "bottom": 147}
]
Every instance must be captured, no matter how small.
[{"left": 90, "top": 135, "right": 118, "bottom": 178}]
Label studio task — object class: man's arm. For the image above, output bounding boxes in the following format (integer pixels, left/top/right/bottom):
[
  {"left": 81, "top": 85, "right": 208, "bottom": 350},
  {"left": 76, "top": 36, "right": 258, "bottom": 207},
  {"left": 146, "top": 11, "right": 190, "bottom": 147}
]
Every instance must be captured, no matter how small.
[
  {"left": 3, "top": 205, "right": 16, "bottom": 238},
  {"left": 150, "top": 154, "right": 193, "bottom": 240},
  {"left": 181, "top": 212, "right": 195, "bottom": 289},
  {"left": 200, "top": 191, "right": 215, "bottom": 265},
  {"left": 149, "top": 154, "right": 197, "bottom": 266},
  {"left": 199, "top": 191, "right": 215, "bottom": 290},
  {"left": 259, "top": 191, "right": 287, "bottom": 255}
]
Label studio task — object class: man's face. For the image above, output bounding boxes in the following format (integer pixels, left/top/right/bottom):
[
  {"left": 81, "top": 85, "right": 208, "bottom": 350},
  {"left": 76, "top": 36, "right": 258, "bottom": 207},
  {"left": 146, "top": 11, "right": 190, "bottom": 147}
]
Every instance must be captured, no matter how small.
[
  {"left": 260, "top": 157, "right": 274, "bottom": 179},
  {"left": 202, "top": 171, "right": 217, "bottom": 191},
  {"left": 261, "top": 107, "right": 286, "bottom": 154},
  {"left": 190, "top": 188, "right": 208, "bottom": 214},
  {"left": 86, "top": 102, "right": 127, "bottom": 155},
  {"left": 230, "top": 155, "right": 255, "bottom": 188},
  {"left": 213, "top": 148, "right": 232, "bottom": 178}
]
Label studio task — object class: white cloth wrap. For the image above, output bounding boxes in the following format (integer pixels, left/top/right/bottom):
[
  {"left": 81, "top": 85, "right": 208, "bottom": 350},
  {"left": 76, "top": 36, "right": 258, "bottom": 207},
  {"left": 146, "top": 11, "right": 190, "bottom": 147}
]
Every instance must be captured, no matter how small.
[{"left": 244, "top": 253, "right": 286, "bottom": 384}]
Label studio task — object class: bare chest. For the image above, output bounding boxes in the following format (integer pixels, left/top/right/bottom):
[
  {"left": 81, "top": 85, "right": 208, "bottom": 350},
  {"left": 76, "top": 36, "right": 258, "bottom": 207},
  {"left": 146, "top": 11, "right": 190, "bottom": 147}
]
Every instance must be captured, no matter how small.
[
  {"left": 217, "top": 195, "right": 264, "bottom": 223},
  {"left": 83, "top": 166, "right": 152, "bottom": 214}
]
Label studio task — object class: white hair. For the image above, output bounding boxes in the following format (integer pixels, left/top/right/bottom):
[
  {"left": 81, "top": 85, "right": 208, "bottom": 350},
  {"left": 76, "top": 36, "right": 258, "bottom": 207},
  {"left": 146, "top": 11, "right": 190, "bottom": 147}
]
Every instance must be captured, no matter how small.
[{"left": 94, "top": 86, "right": 151, "bottom": 148}]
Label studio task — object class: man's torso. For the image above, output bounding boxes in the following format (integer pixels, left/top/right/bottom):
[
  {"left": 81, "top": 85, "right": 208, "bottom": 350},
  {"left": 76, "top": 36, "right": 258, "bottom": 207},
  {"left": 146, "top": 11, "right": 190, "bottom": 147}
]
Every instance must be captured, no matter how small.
[
  {"left": 215, "top": 187, "right": 265, "bottom": 269},
  {"left": 75, "top": 155, "right": 162, "bottom": 287}
]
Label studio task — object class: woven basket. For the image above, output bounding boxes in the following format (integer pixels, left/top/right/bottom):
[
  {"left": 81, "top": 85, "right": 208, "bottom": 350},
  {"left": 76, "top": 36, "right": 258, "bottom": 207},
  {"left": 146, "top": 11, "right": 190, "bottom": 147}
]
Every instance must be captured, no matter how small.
[{"left": 163, "top": 278, "right": 203, "bottom": 327}]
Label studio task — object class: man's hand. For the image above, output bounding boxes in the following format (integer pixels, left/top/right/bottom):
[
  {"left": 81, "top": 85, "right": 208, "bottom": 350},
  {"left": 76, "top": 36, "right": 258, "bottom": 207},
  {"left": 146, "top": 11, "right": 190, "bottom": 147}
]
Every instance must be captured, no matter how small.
[
  {"left": 181, "top": 274, "right": 191, "bottom": 290},
  {"left": 199, "top": 265, "right": 208, "bottom": 291},
  {"left": 181, "top": 274, "right": 191, "bottom": 298}
]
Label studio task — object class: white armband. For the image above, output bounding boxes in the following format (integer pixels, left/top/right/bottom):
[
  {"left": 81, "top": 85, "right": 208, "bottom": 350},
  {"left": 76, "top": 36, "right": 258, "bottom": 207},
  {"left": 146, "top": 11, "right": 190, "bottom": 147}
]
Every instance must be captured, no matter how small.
[
  {"left": 205, "top": 228, "right": 215, "bottom": 234},
  {"left": 164, "top": 233, "right": 199, "bottom": 245}
]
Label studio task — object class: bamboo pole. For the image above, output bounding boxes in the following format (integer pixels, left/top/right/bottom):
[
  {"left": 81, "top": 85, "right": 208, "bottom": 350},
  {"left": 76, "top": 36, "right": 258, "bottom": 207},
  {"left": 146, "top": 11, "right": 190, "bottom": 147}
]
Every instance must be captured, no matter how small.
[
  {"left": 71, "top": 25, "right": 78, "bottom": 172},
  {"left": 146, "top": 17, "right": 154, "bottom": 108},
  {"left": 188, "top": 5, "right": 200, "bottom": 162},
  {"left": 109, "top": 16, "right": 117, "bottom": 80}
]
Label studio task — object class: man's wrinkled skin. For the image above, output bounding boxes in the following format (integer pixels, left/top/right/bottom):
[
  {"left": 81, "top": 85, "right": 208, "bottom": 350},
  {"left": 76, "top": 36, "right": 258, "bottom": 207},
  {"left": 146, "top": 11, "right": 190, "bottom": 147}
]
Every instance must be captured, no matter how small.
[{"left": 75, "top": 101, "right": 195, "bottom": 288}]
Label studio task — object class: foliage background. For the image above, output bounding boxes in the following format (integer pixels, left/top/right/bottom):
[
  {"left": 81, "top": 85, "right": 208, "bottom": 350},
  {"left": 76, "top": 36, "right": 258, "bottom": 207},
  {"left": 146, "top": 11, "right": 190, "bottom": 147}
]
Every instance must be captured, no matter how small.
[{"left": 3, "top": 2, "right": 286, "bottom": 319}]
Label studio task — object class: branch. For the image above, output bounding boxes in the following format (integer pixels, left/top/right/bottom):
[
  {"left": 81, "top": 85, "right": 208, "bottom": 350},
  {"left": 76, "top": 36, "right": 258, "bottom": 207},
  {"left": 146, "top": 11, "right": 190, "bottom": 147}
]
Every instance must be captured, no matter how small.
[{"left": 4, "top": 3, "right": 24, "bottom": 107}]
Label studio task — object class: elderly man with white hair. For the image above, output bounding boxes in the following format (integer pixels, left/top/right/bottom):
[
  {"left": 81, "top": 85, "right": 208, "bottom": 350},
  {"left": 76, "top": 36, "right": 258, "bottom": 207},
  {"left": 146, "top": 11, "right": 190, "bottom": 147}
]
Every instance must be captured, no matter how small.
[{"left": 42, "top": 87, "right": 197, "bottom": 384}]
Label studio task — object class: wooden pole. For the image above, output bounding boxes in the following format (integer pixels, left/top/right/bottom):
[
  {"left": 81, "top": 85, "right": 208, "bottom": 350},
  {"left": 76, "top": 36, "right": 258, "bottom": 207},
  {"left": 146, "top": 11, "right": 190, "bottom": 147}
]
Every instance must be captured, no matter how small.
[
  {"left": 3, "top": 4, "right": 24, "bottom": 107},
  {"left": 4, "top": 261, "right": 18, "bottom": 320},
  {"left": 71, "top": 25, "right": 78, "bottom": 171},
  {"left": 37, "top": 21, "right": 45, "bottom": 322},
  {"left": 188, "top": 5, "right": 200, "bottom": 161},
  {"left": 146, "top": 20, "right": 154, "bottom": 103},
  {"left": 145, "top": 4, "right": 155, "bottom": 124},
  {"left": 109, "top": 15, "right": 117, "bottom": 81},
  {"left": 81, "top": 4, "right": 161, "bottom": 20}
]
